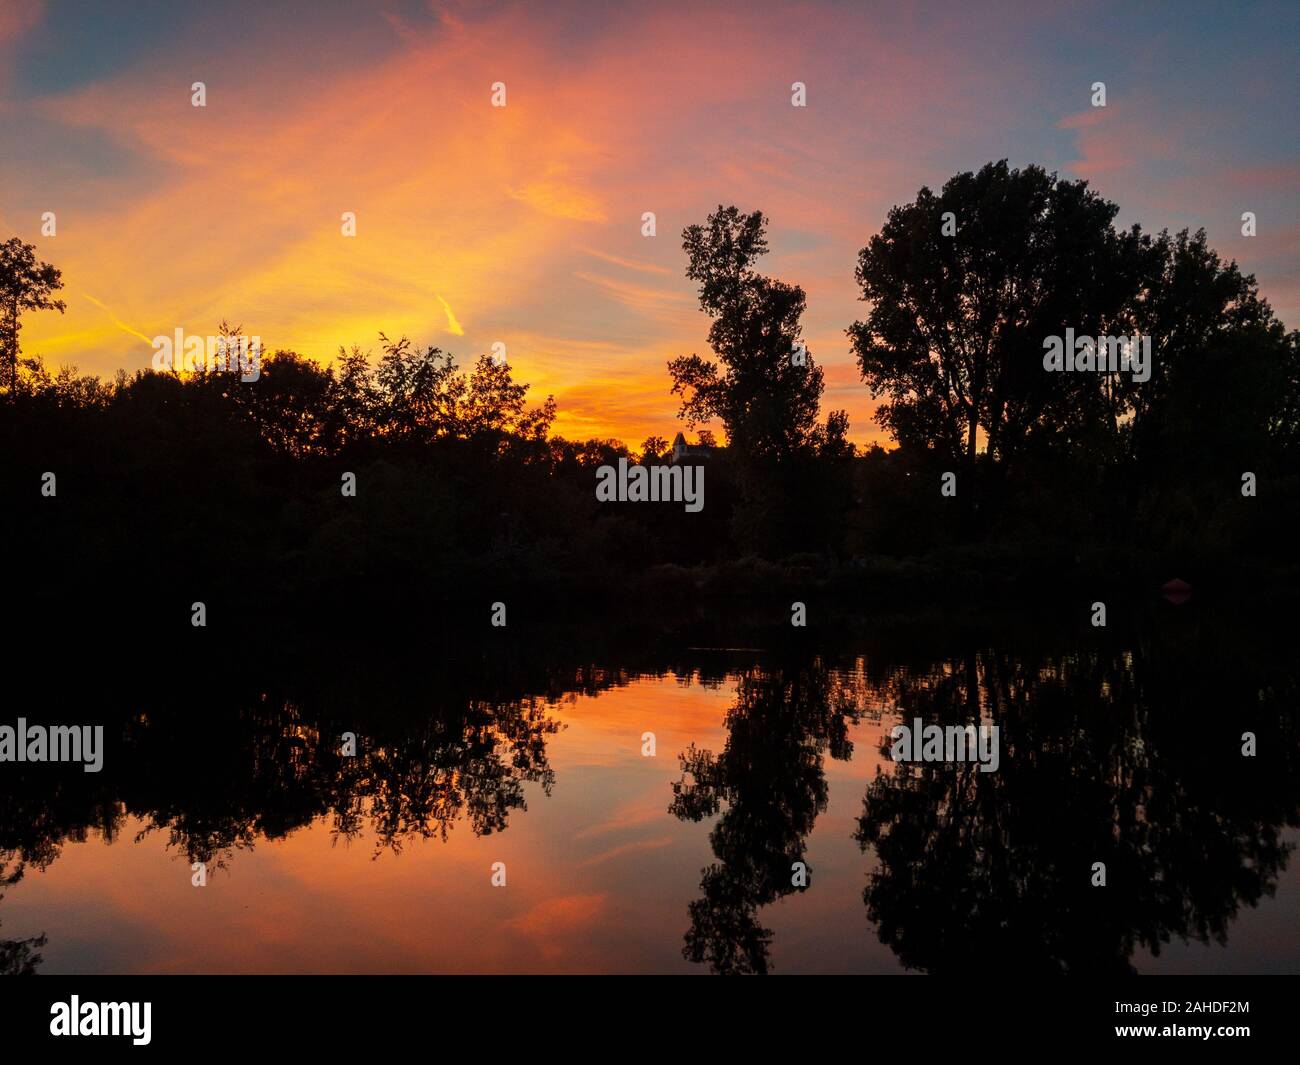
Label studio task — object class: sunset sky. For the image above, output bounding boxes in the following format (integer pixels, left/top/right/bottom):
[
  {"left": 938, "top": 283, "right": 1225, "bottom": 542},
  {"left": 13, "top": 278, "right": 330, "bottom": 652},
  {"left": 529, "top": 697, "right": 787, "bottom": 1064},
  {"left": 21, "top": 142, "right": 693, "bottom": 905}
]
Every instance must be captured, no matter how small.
[{"left": 2, "top": 0, "right": 1296, "bottom": 447}]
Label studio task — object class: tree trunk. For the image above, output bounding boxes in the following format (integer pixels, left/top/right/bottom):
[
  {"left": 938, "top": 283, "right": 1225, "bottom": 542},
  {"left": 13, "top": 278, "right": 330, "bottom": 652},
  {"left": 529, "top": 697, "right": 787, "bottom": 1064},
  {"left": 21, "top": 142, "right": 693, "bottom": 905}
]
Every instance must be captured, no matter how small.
[
  {"left": 965, "top": 405, "right": 979, "bottom": 539},
  {"left": 6, "top": 297, "right": 14, "bottom": 397}
]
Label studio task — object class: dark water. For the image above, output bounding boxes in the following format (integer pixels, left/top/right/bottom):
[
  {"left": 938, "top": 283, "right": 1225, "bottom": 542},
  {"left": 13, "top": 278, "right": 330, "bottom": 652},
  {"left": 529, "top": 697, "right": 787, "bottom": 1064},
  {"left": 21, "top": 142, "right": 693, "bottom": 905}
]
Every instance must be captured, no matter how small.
[{"left": 2, "top": 606, "right": 1296, "bottom": 974}]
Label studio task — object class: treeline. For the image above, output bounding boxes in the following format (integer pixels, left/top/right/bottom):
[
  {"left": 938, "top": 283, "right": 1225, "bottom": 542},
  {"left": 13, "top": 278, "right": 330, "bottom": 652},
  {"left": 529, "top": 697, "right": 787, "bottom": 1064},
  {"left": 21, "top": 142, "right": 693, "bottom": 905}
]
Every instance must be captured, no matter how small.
[
  {"left": 0, "top": 335, "right": 731, "bottom": 622},
  {"left": 2, "top": 160, "right": 1298, "bottom": 622}
]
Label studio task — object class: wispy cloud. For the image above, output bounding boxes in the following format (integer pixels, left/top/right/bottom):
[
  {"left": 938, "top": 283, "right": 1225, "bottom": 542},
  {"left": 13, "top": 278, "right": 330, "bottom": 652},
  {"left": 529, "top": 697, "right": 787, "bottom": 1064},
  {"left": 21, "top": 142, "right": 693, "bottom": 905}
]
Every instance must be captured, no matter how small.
[
  {"left": 435, "top": 293, "right": 464, "bottom": 336},
  {"left": 81, "top": 293, "right": 152, "bottom": 346},
  {"left": 3, "top": 0, "right": 1293, "bottom": 445}
]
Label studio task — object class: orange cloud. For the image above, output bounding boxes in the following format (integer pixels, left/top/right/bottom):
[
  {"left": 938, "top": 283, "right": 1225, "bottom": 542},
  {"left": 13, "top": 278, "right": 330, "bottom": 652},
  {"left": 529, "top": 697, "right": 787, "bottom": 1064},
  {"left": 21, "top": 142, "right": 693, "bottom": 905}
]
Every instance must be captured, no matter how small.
[
  {"left": 435, "top": 294, "right": 465, "bottom": 336},
  {"left": 8, "top": 2, "right": 1289, "bottom": 446}
]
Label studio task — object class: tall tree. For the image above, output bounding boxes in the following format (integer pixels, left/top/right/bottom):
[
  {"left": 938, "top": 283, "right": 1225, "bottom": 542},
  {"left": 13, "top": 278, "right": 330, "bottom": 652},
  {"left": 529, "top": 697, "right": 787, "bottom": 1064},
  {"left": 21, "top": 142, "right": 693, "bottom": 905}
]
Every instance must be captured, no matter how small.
[
  {"left": 669, "top": 206, "right": 842, "bottom": 461},
  {"left": 669, "top": 207, "right": 851, "bottom": 555},
  {"left": 1123, "top": 228, "right": 1292, "bottom": 472},
  {"left": 0, "top": 238, "right": 66, "bottom": 397},
  {"left": 849, "top": 161, "right": 1149, "bottom": 488}
]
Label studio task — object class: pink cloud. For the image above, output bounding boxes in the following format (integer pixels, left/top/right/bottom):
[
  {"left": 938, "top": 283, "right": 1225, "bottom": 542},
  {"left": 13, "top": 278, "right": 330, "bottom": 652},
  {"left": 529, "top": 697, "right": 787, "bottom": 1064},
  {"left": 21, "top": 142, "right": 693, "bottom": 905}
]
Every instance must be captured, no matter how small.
[
  {"left": 0, "top": 0, "right": 41, "bottom": 43},
  {"left": 8, "top": 2, "right": 1291, "bottom": 445}
]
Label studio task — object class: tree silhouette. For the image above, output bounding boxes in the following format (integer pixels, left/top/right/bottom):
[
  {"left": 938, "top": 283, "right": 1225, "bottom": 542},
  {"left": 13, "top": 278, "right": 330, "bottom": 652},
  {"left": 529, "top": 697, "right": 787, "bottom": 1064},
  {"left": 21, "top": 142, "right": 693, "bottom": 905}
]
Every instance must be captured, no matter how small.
[
  {"left": 0, "top": 859, "right": 46, "bottom": 975},
  {"left": 668, "top": 206, "right": 853, "bottom": 554},
  {"left": 639, "top": 435, "right": 668, "bottom": 462},
  {"left": 855, "top": 624, "right": 1298, "bottom": 973},
  {"left": 669, "top": 657, "right": 860, "bottom": 973},
  {"left": 1123, "top": 229, "right": 1297, "bottom": 475},
  {"left": 849, "top": 160, "right": 1297, "bottom": 552},
  {"left": 670, "top": 206, "right": 845, "bottom": 462},
  {"left": 0, "top": 238, "right": 66, "bottom": 397},
  {"left": 0, "top": 637, "right": 581, "bottom": 877},
  {"left": 849, "top": 162, "right": 1152, "bottom": 522}
]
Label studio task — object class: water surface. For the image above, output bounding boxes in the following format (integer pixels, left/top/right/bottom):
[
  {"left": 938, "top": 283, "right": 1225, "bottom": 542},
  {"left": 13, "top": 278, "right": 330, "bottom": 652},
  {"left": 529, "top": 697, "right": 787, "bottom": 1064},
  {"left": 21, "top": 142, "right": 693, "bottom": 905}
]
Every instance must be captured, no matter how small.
[{"left": 2, "top": 610, "right": 1296, "bottom": 974}]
